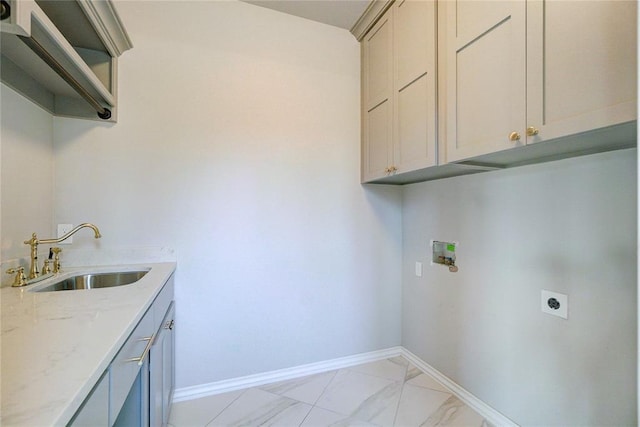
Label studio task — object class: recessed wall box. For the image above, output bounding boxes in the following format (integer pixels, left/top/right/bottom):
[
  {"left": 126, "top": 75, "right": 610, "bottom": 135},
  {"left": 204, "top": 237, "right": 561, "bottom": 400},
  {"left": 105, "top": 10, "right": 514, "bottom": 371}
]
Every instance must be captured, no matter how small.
[{"left": 431, "top": 240, "right": 458, "bottom": 272}]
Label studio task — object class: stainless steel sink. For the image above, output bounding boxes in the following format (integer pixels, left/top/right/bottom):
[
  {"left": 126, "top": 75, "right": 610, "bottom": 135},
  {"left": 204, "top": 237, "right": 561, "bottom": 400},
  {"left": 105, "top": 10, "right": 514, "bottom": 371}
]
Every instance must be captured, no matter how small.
[{"left": 34, "top": 271, "right": 148, "bottom": 292}]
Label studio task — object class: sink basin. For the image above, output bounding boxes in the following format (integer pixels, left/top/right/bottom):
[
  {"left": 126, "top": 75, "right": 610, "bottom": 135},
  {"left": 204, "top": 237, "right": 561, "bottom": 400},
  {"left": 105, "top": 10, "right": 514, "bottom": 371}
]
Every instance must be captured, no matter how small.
[{"left": 34, "top": 271, "right": 148, "bottom": 292}]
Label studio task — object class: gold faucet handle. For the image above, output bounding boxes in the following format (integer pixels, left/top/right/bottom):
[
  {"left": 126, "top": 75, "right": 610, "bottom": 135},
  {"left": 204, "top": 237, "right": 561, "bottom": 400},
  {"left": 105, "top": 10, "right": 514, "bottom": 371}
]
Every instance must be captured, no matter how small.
[
  {"left": 23, "top": 232, "right": 38, "bottom": 245},
  {"left": 51, "top": 247, "right": 62, "bottom": 273},
  {"left": 6, "top": 267, "right": 27, "bottom": 287},
  {"left": 42, "top": 259, "right": 52, "bottom": 275}
]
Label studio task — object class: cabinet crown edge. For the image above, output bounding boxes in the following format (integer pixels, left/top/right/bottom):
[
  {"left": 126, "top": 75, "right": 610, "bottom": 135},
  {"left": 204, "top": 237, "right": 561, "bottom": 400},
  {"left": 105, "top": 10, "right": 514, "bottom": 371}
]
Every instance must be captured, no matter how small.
[{"left": 350, "top": 0, "right": 393, "bottom": 41}]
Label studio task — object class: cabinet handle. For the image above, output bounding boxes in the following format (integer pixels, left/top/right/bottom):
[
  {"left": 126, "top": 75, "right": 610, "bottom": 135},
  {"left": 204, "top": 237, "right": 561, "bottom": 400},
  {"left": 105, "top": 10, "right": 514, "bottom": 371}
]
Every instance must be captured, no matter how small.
[
  {"left": 527, "top": 126, "right": 539, "bottom": 136},
  {"left": 124, "top": 335, "right": 154, "bottom": 366},
  {"left": 509, "top": 131, "right": 521, "bottom": 142},
  {"left": 164, "top": 319, "right": 174, "bottom": 330}
]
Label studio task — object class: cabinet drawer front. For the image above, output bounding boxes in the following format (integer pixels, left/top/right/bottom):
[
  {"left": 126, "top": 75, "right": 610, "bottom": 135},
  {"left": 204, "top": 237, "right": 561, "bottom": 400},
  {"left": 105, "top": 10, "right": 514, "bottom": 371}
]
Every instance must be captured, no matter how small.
[{"left": 109, "top": 309, "right": 154, "bottom": 424}]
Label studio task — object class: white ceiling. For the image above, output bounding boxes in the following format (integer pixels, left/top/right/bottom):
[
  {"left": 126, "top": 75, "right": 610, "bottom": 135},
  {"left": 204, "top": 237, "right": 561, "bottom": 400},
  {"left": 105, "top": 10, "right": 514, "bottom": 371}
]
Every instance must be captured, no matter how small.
[{"left": 241, "top": 0, "right": 371, "bottom": 31}]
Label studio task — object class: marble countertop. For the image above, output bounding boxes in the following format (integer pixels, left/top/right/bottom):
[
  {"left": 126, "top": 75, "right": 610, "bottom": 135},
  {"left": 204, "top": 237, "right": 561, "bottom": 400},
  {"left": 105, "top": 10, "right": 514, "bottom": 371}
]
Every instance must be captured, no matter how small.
[{"left": 1, "top": 262, "right": 177, "bottom": 426}]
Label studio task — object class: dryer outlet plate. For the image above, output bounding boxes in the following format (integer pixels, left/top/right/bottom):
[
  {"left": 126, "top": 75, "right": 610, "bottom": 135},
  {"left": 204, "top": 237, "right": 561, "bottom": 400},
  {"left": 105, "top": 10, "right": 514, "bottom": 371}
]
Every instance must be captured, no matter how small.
[{"left": 541, "top": 290, "right": 568, "bottom": 319}]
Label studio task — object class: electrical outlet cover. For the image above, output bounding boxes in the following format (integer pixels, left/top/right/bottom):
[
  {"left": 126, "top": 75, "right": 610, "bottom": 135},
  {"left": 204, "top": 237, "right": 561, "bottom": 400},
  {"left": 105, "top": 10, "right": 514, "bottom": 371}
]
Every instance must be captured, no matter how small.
[{"left": 541, "top": 289, "right": 568, "bottom": 319}]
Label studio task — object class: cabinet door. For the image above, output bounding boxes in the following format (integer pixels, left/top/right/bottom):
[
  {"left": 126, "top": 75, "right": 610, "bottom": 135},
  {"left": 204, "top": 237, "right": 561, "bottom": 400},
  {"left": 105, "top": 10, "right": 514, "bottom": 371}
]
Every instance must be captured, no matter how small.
[
  {"left": 393, "top": 0, "right": 437, "bottom": 173},
  {"left": 110, "top": 310, "right": 154, "bottom": 425},
  {"left": 113, "top": 362, "right": 149, "bottom": 427},
  {"left": 526, "top": 0, "right": 637, "bottom": 144},
  {"left": 150, "top": 302, "right": 175, "bottom": 427},
  {"left": 362, "top": 8, "right": 394, "bottom": 182},
  {"left": 69, "top": 372, "right": 109, "bottom": 426},
  {"left": 161, "top": 314, "right": 175, "bottom": 426},
  {"left": 444, "top": 0, "right": 526, "bottom": 162},
  {"left": 150, "top": 334, "right": 165, "bottom": 427}
]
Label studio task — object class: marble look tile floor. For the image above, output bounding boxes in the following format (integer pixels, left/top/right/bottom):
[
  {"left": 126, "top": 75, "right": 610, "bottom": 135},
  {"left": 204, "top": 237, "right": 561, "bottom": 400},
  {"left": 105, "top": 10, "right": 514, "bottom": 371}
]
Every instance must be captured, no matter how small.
[{"left": 169, "top": 356, "right": 492, "bottom": 427}]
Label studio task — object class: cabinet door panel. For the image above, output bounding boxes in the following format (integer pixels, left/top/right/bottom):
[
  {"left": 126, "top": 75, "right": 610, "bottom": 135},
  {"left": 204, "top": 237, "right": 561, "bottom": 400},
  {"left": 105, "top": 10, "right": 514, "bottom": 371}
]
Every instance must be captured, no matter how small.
[
  {"left": 445, "top": 1, "right": 526, "bottom": 162},
  {"left": 150, "top": 337, "right": 164, "bottom": 427},
  {"left": 162, "top": 318, "right": 175, "bottom": 426},
  {"left": 363, "top": 100, "right": 393, "bottom": 180},
  {"left": 394, "top": 0, "right": 437, "bottom": 172},
  {"left": 396, "top": 73, "right": 435, "bottom": 171},
  {"left": 364, "top": 13, "right": 393, "bottom": 110},
  {"left": 394, "top": 0, "right": 431, "bottom": 87},
  {"left": 150, "top": 302, "right": 175, "bottom": 427},
  {"left": 362, "top": 10, "right": 393, "bottom": 181},
  {"left": 110, "top": 311, "right": 154, "bottom": 425},
  {"left": 69, "top": 372, "right": 109, "bottom": 426},
  {"left": 527, "top": 0, "right": 637, "bottom": 143}
]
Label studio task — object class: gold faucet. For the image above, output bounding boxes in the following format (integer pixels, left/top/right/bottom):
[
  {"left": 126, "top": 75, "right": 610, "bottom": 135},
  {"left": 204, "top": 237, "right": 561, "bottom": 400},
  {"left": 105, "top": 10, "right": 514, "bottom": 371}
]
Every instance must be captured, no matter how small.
[
  {"left": 6, "top": 266, "right": 27, "bottom": 287},
  {"left": 23, "top": 223, "right": 101, "bottom": 280}
]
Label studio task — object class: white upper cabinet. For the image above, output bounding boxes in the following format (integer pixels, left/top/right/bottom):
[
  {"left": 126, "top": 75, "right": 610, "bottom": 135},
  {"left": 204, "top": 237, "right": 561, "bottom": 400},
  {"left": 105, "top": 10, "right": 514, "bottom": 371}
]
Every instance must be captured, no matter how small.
[
  {"left": 362, "top": 0, "right": 437, "bottom": 182},
  {"left": 443, "top": 0, "right": 637, "bottom": 163},
  {"left": 0, "top": 0, "right": 132, "bottom": 122}
]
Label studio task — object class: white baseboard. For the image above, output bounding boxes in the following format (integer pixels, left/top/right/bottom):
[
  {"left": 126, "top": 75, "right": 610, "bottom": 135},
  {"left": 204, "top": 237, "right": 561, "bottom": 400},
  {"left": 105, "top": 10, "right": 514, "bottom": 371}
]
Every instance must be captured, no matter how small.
[
  {"left": 398, "top": 348, "right": 518, "bottom": 427},
  {"left": 173, "top": 346, "right": 517, "bottom": 426},
  {"left": 172, "top": 346, "right": 403, "bottom": 402}
]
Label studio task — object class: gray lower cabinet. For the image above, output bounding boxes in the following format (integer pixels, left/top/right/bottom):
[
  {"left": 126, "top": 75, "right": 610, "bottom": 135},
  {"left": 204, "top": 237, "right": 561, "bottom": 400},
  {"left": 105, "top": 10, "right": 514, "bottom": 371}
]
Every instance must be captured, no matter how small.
[
  {"left": 69, "top": 274, "right": 175, "bottom": 427},
  {"left": 150, "top": 302, "right": 175, "bottom": 427}
]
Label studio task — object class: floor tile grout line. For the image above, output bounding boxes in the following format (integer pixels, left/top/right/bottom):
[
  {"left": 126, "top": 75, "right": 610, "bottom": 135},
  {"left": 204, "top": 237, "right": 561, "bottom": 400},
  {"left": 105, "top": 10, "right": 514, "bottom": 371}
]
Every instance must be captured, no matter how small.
[
  {"left": 207, "top": 388, "right": 313, "bottom": 427},
  {"left": 343, "top": 359, "right": 410, "bottom": 383},
  {"left": 405, "top": 361, "right": 462, "bottom": 396},
  {"left": 407, "top": 382, "right": 455, "bottom": 395},
  {"left": 245, "top": 372, "right": 337, "bottom": 427},
  {"left": 390, "top": 361, "right": 410, "bottom": 427},
  {"left": 406, "top": 369, "right": 460, "bottom": 396},
  {"left": 310, "top": 369, "right": 339, "bottom": 407},
  {"left": 203, "top": 388, "right": 248, "bottom": 427},
  {"left": 261, "top": 369, "right": 340, "bottom": 410},
  {"left": 310, "top": 369, "right": 354, "bottom": 416},
  {"left": 313, "top": 359, "right": 408, "bottom": 425},
  {"left": 297, "top": 403, "right": 314, "bottom": 427}
]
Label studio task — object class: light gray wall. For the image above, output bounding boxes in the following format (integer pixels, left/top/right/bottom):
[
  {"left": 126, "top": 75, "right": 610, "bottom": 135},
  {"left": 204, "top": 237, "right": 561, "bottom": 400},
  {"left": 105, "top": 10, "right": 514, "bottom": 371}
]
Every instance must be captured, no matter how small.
[
  {"left": 401, "top": 148, "right": 637, "bottom": 426},
  {"left": 51, "top": 1, "right": 402, "bottom": 389},
  {"left": 1, "top": 85, "right": 54, "bottom": 269}
]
